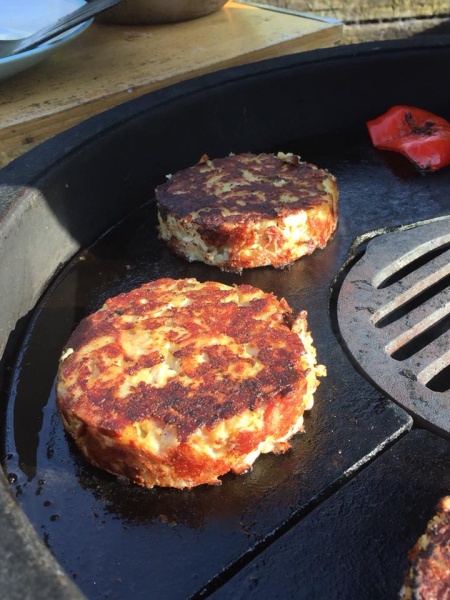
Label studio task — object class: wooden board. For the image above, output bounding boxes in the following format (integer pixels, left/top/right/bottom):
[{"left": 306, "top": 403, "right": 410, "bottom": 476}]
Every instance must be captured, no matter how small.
[{"left": 0, "top": 1, "right": 342, "bottom": 167}]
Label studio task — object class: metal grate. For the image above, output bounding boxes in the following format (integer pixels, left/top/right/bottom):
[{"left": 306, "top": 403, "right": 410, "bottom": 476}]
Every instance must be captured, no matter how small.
[{"left": 337, "top": 217, "right": 450, "bottom": 438}]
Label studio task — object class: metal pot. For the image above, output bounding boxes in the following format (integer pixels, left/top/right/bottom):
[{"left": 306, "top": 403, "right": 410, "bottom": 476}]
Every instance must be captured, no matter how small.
[{"left": 97, "top": 0, "right": 228, "bottom": 24}]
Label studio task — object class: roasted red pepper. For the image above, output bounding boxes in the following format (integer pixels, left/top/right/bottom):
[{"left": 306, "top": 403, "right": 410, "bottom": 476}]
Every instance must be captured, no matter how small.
[{"left": 367, "top": 105, "right": 450, "bottom": 171}]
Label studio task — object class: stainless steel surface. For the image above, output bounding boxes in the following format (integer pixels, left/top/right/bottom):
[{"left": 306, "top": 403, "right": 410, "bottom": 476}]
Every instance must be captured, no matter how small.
[
  {"left": 337, "top": 217, "right": 450, "bottom": 437},
  {"left": 0, "top": 0, "right": 121, "bottom": 58}
]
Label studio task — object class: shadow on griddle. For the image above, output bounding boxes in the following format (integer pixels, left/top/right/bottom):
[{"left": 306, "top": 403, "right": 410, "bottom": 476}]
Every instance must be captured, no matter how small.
[{"left": 70, "top": 437, "right": 306, "bottom": 529}]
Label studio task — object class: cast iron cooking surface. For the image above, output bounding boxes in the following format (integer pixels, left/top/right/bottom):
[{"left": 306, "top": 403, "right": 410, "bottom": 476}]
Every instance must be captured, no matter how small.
[
  {"left": 212, "top": 428, "right": 450, "bottom": 600},
  {"left": 6, "top": 130, "right": 450, "bottom": 599},
  {"left": 1, "top": 37, "right": 450, "bottom": 600}
]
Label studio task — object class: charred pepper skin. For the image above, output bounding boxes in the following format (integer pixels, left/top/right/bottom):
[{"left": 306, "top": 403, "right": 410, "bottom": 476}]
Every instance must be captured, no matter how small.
[{"left": 367, "top": 105, "right": 450, "bottom": 171}]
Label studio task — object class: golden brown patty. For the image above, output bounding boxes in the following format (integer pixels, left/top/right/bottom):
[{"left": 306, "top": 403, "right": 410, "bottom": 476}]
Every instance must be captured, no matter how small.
[
  {"left": 156, "top": 152, "right": 338, "bottom": 272},
  {"left": 401, "top": 496, "right": 450, "bottom": 599},
  {"left": 56, "top": 277, "right": 325, "bottom": 489}
]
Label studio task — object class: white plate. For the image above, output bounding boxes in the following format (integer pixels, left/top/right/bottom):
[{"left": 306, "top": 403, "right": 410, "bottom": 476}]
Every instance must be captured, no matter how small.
[{"left": 0, "top": 0, "right": 92, "bottom": 81}]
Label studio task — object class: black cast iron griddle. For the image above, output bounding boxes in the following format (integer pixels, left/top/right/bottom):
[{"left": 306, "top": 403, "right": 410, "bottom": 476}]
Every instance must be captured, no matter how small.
[
  {"left": 210, "top": 428, "right": 450, "bottom": 600},
  {"left": 4, "top": 192, "right": 411, "bottom": 600},
  {"left": 0, "top": 37, "right": 450, "bottom": 600}
]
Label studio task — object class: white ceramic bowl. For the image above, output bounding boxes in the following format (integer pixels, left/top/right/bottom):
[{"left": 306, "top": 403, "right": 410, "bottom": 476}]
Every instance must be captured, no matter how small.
[{"left": 0, "top": 0, "right": 92, "bottom": 81}]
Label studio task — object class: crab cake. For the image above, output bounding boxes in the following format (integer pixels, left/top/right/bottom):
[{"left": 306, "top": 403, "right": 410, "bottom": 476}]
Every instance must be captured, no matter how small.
[
  {"left": 156, "top": 152, "right": 338, "bottom": 272},
  {"left": 56, "top": 277, "right": 325, "bottom": 489},
  {"left": 401, "top": 496, "right": 450, "bottom": 599}
]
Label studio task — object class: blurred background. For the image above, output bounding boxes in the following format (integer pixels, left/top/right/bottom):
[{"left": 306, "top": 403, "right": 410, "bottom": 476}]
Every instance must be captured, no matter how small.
[{"left": 257, "top": 0, "right": 450, "bottom": 43}]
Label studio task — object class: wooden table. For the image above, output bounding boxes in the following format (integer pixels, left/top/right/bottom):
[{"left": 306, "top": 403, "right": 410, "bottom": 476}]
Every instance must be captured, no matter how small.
[{"left": 0, "top": 1, "right": 342, "bottom": 167}]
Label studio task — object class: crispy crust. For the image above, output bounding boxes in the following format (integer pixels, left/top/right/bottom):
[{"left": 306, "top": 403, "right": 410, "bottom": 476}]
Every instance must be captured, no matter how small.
[
  {"left": 401, "top": 496, "right": 450, "bottom": 599},
  {"left": 156, "top": 152, "right": 338, "bottom": 272},
  {"left": 56, "top": 278, "right": 325, "bottom": 489}
]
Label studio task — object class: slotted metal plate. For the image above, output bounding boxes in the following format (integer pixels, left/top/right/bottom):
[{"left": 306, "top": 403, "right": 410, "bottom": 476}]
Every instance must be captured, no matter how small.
[{"left": 337, "top": 217, "right": 450, "bottom": 438}]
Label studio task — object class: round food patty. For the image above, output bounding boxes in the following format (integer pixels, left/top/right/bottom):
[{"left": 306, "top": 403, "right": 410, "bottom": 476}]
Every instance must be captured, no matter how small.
[
  {"left": 56, "top": 277, "right": 325, "bottom": 489},
  {"left": 156, "top": 152, "right": 338, "bottom": 272},
  {"left": 401, "top": 496, "right": 450, "bottom": 599}
]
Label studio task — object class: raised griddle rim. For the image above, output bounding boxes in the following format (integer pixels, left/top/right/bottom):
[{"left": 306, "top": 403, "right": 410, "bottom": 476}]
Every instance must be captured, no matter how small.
[
  {"left": 0, "top": 35, "right": 449, "bottom": 600},
  {"left": 2, "top": 35, "right": 449, "bottom": 189}
]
